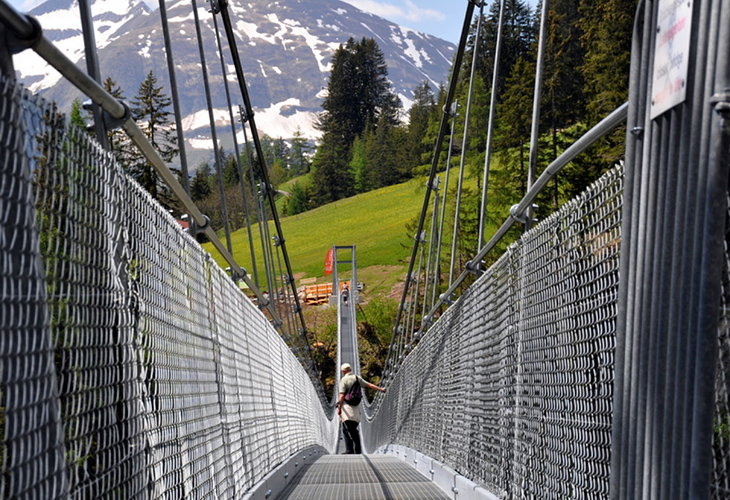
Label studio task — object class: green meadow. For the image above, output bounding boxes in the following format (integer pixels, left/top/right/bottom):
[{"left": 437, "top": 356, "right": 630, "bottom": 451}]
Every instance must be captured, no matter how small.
[{"left": 205, "top": 175, "right": 430, "bottom": 296}]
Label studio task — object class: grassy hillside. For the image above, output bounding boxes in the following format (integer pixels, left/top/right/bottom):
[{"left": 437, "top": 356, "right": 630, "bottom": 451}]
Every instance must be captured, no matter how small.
[
  {"left": 205, "top": 174, "right": 433, "bottom": 297},
  {"left": 204, "top": 169, "right": 489, "bottom": 393}
]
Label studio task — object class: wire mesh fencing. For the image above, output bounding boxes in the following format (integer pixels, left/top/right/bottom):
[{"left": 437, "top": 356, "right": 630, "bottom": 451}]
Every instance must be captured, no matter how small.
[
  {"left": 0, "top": 77, "right": 337, "bottom": 499},
  {"left": 363, "top": 166, "right": 623, "bottom": 499},
  {"left": 713, "top": 195, "right": 730, "bottom": 499}
]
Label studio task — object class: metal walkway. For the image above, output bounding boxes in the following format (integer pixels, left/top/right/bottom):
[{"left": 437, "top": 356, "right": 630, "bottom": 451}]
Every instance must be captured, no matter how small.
[{"left": 276, "top": 455, "right": 450, "bottom": 500}]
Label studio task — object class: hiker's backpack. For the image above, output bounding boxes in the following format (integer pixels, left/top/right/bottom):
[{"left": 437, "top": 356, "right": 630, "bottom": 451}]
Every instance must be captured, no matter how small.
[{"left": 344, "top": 378, "right": 362, "bottom": 406}]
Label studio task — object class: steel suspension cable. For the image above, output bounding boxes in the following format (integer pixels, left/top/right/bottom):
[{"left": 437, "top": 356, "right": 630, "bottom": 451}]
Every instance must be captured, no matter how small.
[
  {"left": 449, "top": 2, "right": 484, "bottom": 286},
  {"left": 78, "top": 0, "right": 109, "bottom": 150},
  {"left": 433, "top": 102, "right": 458, "bottom": 306},
  {"left": 210, "top": 6, "right": 259, "bottom": 287},
  {"left": 239, "top": 106, "right": 265, "bottom": 289},
  {"left": 421, "top": 102, "right": 629, "bottom": 333},
  {"left": 390, "top": 2, "right": 476, "bottom": 374},
  {"left": 158, "top": 0, "right": 192, "bottom": 198},
  {"left": 258, "top": 187, "right": 278, "bottom": 313},
  {"left": 215, "top": 0, "right": 310, "bottom": 353},
  {"left": 410, "top": 237, "right": 427, "bottom": 342},
  {"left": 525, "top": 0, "right": 550, "bottom": 231},
  {"left": 0, "top": 0, "right": 294, "bottom": 332},
  {"left": 478, "top": 0, "right": 507, "bottom": 250},
  {"left": 191, "top": 0, "right": 232, "bottom": 253},
  {"left": 274, "top": 237, "right": 300, "bottom": 356},
  {"left": 421, "top": 177, "right": 440, "bottom": 320}
]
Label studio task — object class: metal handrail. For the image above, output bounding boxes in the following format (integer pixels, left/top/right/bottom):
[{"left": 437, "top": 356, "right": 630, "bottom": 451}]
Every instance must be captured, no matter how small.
[
  {"left": 420, "top": 101, "right": 629, "bottom": 335},
  {"left": 0, "top": 2, "right": 286, "bottom": 337}
]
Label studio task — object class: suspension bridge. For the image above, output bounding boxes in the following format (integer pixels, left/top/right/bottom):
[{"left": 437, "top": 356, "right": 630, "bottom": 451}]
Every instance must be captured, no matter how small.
[{"left": 0, "top": 0, "right": 729, "bottom": 498}]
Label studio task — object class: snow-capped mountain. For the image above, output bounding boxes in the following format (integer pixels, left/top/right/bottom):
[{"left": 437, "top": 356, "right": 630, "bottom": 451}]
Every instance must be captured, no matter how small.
[{"left": 13, "top": 0, "right": 455, "bottom": 158}]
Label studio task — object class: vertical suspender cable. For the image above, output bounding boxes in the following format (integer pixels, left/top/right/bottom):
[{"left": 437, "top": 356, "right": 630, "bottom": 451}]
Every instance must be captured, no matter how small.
[
  {"left": 259, "top": 187, "right": 277, "bottom": 309},
  {"left": 391, "top": 2, "right": 476, "bottom": 357},
  {"left": 216, "top": 0, "right": 310, "bottom": 352},
  {"left": 191, "top": 0, "right": 232, "bottom": 253},
  {"left": 240, "top": 105, "right": 263, "bottom": 289},
  {"left": 434, "top": 103, "right": 458, "bottom": 307},
  {"left": 158, "top": 0, "right": 192, "bottom": 197},
  {"left": 422, "top": 177, "right": 440, "bottom": 320},
  {"left": 525, "top": 0, "right": 550, "bottom": 231},
  {"left": 78, "top": 0, "right": 109, "bottom": 150},
  {"left": 450, "top": 2, "right": 484, "bottom": 286},
  {"left": 478, "top": 0, "right": 506, "bottom": 250},
  {"left": 211, "top": 8, "right": 259, "bottom": 285}
]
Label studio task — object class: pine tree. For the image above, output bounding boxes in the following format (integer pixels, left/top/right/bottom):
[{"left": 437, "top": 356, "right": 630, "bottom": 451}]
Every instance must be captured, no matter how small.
[
  {"left": 418, "top": 84, "right": 449, "bottom": 174},
  {"left": 102, "top": 77, "right": 133, "bottom": 168},
  {"left": 285, "top": 181, "right": 309, "bottom": 216},
  {"left": 349, "top": 134, "right": 369, "bottom": 193},
  {"left": 406, "top": 81, "right": 436, "bottom": 172},
  {"left": 311, "top": 133, "right": 353, "bottom": 206},
  {"left": 579, "top": 0, "right": 635, "bottom": 165},
  {"left": 580, "top": 0, "right": 634, "bottom": 123},
  {"left": 494, "top": 56, "right": 534, "bottom": 199},
  {"left": 542, "top": 0, "right": 586, "bottom": 208},
  {"left": 191, "top": 163, "right": 213, "bottom": 201},
  {"left": 467, "top": 0, "right": 535, "bottom": 99},
  {"left": 129, "top": 70, "right": 179, "bottom": 209},
  {"left": 220, "top": 147, "right": 240, "bottom": 186},
  {"left": 270, "top": 158, "right": 287, "bottom": 189},
  {"left": 289, "top": 127, "right": 312, "bottom": 177},
  {"left": 69, "top": 98, "right": 91, "bottom": 132},
  {"left": 312, "top": 37, "right": 401, "bottom": 205}
]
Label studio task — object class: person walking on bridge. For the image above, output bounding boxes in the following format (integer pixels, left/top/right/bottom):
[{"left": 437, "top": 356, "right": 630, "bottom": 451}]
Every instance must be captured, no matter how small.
[{"left": 338, "top": 363, "right": 386, "bottom": 454}]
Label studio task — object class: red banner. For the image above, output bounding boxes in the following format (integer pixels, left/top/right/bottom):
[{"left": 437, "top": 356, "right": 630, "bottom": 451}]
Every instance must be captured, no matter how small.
[{"left": 324, "top": 248, "right": 334, "bottom": 276}]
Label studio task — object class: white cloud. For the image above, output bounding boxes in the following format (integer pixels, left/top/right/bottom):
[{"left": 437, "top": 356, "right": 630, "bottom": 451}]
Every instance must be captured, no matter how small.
[
  {"left": 341, "top": 0, "right": 445, "bottom": 23},
  {"left": 402, "top": 0, "right": 445, "bottom": 22}
]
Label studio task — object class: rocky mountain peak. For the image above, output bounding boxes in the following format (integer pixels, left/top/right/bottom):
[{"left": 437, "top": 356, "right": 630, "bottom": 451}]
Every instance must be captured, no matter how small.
[{"left": 14, "top": 0, "right": 455, "bottom": 160}]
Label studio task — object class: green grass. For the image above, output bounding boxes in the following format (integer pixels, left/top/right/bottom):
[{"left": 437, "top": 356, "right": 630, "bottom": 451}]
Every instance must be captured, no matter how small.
[
  {"left": 205, "top": 168, "right": 491, "bottom": 298},
  {"left": 206, "top": 175, "right": 429, "bottom": 288}
]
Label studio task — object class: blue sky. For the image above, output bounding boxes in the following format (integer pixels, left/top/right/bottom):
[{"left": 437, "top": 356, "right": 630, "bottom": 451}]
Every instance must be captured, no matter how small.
[
  {"left": 9, "top": 0, "right": 464, "bottom": 44},
  {"left": 341, "top": 0, "right": 463, "bottom": 44}
]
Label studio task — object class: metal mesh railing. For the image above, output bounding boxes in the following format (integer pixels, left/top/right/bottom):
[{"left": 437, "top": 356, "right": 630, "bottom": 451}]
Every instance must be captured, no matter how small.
[
  {"left": 0, "top": 77, "right": 336, "bottom": 499},
  {"left": 363, "top": 165, "right": 623, "bottom": 499},
  {"left": 713, "top": 194, "right": 730, "bottom": 499}
]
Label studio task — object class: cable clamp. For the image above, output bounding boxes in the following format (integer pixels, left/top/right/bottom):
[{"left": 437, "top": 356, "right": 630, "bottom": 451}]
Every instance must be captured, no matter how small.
[
  {"left": 84, "top": 99, "right": 131, "bottom": 131},
  {"left": 181, "top": 214, "right": 210, "bottom": 234},
  {"left": 209, "top": 0, "right": 224, "bottom": 13},
  {"left": 428, "top": 177, "right": 440, "bottom": 191},
  {"left": 440, "top": 293, "right": 454, "bottom": 305},
  {"left": 510, "top": 203, "right": 538, "bottom": 224},
  {"left": 443, "top": 101, "right": 459, "bottom": 118},
  {"left": 239, "top": 105, "right": 254, "bottom": 123},
  {"left": 227, "top": 267, "right": 247, "bottom": 282},
  {"left": 710, "top": 89, "right": 730, "bottom": 119},
  {"left": 465, "top": 259, "right": 484, "bottom": 275}
]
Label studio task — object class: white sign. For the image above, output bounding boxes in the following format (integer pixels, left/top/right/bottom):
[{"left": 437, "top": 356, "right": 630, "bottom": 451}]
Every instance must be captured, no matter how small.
[{"left": 650, "top": 0, "right": 693, "bottom": 119}]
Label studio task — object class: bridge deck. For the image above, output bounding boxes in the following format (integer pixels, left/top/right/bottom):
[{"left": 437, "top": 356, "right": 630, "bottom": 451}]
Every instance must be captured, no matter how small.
[{"left": 276, "top": 455, "right": 450, "bottom": 500}]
